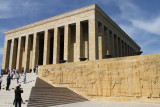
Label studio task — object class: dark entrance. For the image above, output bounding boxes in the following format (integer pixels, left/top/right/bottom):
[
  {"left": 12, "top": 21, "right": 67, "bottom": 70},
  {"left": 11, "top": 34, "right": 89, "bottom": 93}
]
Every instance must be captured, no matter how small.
[
  {"left": 38, "top": 32, "right": 44, "bottom": 65},
  {"left": 59, "top": 28, "right": 64, "bottom": 62}
]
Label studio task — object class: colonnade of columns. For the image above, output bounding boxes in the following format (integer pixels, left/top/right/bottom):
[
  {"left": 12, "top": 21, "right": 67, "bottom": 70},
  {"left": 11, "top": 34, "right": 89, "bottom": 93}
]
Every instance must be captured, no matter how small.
[
  {"left": 97, "top": 21, "right": 136, "bottom": 59},
  {"left": 2, "top": 19, "right": 137, "bottom": 71}
]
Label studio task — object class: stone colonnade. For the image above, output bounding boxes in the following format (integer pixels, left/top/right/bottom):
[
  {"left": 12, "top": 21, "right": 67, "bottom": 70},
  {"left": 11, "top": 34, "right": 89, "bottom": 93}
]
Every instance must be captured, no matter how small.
[
  {"left": 96, "top": 20, "right": 136, "bottom": 59},
  {"left": 2, "top": 19, "right": 137, "bottom": 71}
]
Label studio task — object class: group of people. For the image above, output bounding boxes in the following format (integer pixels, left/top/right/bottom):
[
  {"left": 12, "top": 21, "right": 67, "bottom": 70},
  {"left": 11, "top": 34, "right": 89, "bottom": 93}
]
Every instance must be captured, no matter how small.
[
  {"left": 6, "top": 68, "right": 27, "bottom": 91},
  {"left": 0, "top": 65, "right": 38, "bottom": 92},
  {"left": 0, "top": 66, "right": 39, "bottom": 107},
  {"left": 0, "top": 65, "right": 38, "bottom": 76}
]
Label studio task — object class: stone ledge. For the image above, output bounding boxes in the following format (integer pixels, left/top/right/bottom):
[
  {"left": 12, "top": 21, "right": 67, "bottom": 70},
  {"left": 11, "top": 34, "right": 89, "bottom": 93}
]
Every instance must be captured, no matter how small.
[{"left": 5, "top": 4, "right": 96, "bottom": 35}]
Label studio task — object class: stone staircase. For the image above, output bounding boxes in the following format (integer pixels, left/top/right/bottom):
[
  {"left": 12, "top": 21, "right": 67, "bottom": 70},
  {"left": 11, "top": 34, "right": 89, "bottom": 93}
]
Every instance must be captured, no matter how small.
[
  {"left": 27, "top": 77, "right": 88, "bottom": 107},
  {"left": 0, "top": 73, "right": 37, "bottom": 107}
]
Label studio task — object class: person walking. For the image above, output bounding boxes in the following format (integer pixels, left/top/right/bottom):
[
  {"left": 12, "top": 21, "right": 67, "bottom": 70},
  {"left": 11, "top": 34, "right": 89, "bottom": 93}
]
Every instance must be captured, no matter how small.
[
  {"left": 0, "top": 75, "right": 2, "bottom": 90},
  {"left": 21, "top": 68, "right": 24, "bottom": 75},
  {"left": 6, "top": 74, "right": 12, "bottom": 90},
  {"left": 23, "top": 73, "right": 26, "bottom": 84},
  {"left": 14, "top": 85, "right": 23, "bottom": 107},
  {"left": 17, "top": 73, "right": 20, "bottom": 83}
]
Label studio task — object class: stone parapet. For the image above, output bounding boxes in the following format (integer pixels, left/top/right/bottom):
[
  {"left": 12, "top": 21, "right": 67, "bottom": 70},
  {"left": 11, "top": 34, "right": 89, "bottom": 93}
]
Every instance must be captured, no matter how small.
[{"left": 38, "top": 53, "right": 160, "bottom": 103}]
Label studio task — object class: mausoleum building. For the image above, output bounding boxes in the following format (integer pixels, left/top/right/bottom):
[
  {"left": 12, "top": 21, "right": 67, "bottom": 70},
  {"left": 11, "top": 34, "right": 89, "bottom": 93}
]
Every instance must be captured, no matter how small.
[{"left": 2, "top": 4, "right": 141, "bottom": 71}]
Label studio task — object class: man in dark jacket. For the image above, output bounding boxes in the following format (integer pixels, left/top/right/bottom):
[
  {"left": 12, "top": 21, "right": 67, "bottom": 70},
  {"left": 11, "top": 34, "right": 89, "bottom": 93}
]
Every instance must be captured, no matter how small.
[
  {"left": 14, "top": 85, "right": 23, "bottom": 107},
  {"left": 6, "top": 74, "right": 12, "bottom": 90}
]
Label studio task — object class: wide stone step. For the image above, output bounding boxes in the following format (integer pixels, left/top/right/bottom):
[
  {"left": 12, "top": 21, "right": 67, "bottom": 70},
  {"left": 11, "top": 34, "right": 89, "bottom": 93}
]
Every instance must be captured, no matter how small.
[
  {"left": 27, "top": 77, "right": 88, "bottom": 107},
  {"left": 29, "top": 95, "right": 86, "bottom": 100}
]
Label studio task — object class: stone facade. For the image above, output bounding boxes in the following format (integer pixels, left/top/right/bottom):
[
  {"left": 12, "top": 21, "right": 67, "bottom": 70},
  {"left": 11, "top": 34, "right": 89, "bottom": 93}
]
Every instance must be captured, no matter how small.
[
  {"left": 2, "top": 4, "right": 141, "bottom": 71},
  {"left": 38, "top": 53, "right": 160, "bottom": 103}
]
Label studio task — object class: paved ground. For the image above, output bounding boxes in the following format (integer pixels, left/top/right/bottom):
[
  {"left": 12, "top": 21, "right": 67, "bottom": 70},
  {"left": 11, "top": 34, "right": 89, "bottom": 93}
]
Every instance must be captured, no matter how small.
[
  {"left": 50, "top": 101, "right": 160, "bottom": 107},
  {"left": 0, "top": 73, "right": 37, "bottom": 107}
]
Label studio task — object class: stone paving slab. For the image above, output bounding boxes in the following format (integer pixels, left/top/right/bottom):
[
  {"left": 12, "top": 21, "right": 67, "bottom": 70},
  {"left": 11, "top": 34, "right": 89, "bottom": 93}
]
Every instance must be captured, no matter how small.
[{"left": 50, "top": 101, "right": 160, "bottom": 107}]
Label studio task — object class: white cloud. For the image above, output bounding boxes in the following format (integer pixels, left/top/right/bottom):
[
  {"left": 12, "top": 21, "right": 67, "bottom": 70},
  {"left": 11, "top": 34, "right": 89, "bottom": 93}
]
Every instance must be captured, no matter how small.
[
  {"left": 119, "top": 1, "right": 141, "bottom": 20},
  {"left": 131, "top": 16, "right": 160, "bottom": 35},
  {"left": 108, "top": 0, "right": 160, "bottom": 54}
]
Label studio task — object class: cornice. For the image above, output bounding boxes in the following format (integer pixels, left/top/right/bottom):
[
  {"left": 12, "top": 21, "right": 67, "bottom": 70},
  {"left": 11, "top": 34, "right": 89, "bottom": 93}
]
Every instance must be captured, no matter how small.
[{"left": 5, "top": 4, "right": 96, "bottom": 35}]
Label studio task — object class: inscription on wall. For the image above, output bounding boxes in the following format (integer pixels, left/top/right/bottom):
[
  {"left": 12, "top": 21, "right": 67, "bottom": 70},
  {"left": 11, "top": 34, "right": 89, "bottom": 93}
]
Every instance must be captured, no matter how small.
[{"left": 39, "top": 54, "right": 160, "bottom": 103}]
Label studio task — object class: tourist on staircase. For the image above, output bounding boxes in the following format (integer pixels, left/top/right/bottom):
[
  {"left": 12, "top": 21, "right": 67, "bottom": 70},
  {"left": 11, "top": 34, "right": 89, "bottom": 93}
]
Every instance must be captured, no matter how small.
[
  {"left": 14, "top": 85, "right": 23, "bottom": 107},
  {"left": 0, "top": 69, "right": 3, "bottom": 77},
  {"left": 33, "top": 66, "right": 36, "bottom": 73},
  {"left": 17, "top": 73, "right": 20, "bottom": 83},
  {"left": 29, "top": 68, "right": 32, "bottom": 73},
  {"left": 11, "top": 69, "right": 15, "bottom": 78},
  {"left": 36, "top": 65, "right": 38, "bottom": 74},
  {"left": 21, "top": 68, "right": 24, "bottom": 75},
  {"left": 6, "top": 74, "right": 12, "bottom": 90},
  {"left": 23, "top": 73, "right": 26, "bottom": 84}
]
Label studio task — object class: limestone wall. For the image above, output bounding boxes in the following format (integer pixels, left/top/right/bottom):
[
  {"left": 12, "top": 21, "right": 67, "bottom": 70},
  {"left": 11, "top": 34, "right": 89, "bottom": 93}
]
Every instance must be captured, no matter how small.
[{"left": 38, "top": 53, "right": 160, "bottom": 103}]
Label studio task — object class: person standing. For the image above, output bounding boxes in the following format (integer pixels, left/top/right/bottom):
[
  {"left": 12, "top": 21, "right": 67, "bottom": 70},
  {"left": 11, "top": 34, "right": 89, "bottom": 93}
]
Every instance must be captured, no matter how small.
[
  {"left": 0, "top": 69, "right": 3, "bottom": 76},
  {"left": 33, "top": 66, "right": 36, "bottom": 73},
  {"left": 14, "top": 85, "right": 23, "bottom": 107},
  {"left": 29, "top": 68, "right": 32, "bottom": 73},
  {"left": 36, "top": 65, "right": 38, "bottom": 74},
  {"left": 11, "top": 69, "right": 15, "bottom": 78},
  {"left": 0, "top": 75, "right": 2, "bottom": 90},
  {"left": 17, "top": 73, "right": 20, "bottom": 83},
  {"left": 5, "top": 69, "right": 8, "bottom": 74},
  {"left": 21, "top": 68, "right": 24, "bottom": 75},
  {"left": 24, "top": 69, "right": 27, "bottom": 74},
  {"left": 6, "top": 74, "right": 12, "bottom": 90},
  {"left": 23, "top": 73, "right": 26, "bottom": 84}
]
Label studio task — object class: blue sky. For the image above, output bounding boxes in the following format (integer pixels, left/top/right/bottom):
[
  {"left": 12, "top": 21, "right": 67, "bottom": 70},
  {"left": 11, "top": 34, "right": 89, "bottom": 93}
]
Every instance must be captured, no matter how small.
[{"left": 0, "top": 0, "right": 160, "bottom": 68}]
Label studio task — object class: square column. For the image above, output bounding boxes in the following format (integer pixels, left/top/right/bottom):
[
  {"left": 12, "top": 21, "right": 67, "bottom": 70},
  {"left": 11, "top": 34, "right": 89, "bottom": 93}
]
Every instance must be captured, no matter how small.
[
  {"left": 53, "top": 27, "right": 60, "bottom": 64},
  {"left": 98, "top": 24, "right": 104, "bottom": 59},
  {"left": 2, "top": 39, "right": 11, "bottom": 70},
  {"left": 75, "top": 21, "right": 82, "bottom": 62},
  {"left": 24, "top": 35, "right": 31, "bottom": 70},
  {"left": 98, "top": 36, "right": 103, "bottom": 59},
  {"left": 9, "top": 39, "right": 16, "bottom": 70},
  {"left": 32, "top": 33, "right": 39, "bottom": 68},
  {"left": 128, "top": 46, "right": 131, "bottom": 56},
  {"left": 64, "top": 24, "right": 70, "bottom": 62},
  {"left": 122, "top": 41, "right": 125, "bottom": 57},
  {"left": 110, "top": 32, "right": 115, "bottom": 57},
  {"left": 125, "top": 44, "right": 128, "bottom": 56},
  {"left": 84, "top": 41, "right": 88, "bottom": 58},
  {"left": 115, "top": 36, "right": 119, "bottom": 57},
  {"left": 106, "top": 30, "right": 111, "bottom": 55},
  {"left": 43, "top": 30, "right": 50, "bottom": 65},
  {"left": 89, "top": 18, "right": 97, "bottom": 60},
  {"left": 16, "top": 37, "right": 23, "bottom": 70},
  {"left": 119, "top": 39, "right": 123, "bottom": 57}
]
